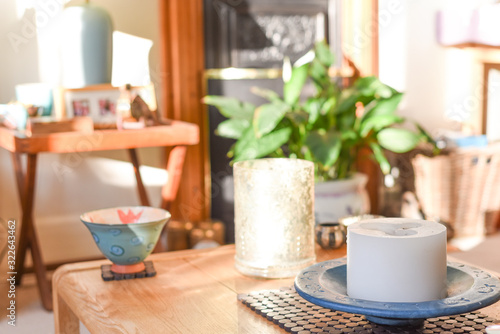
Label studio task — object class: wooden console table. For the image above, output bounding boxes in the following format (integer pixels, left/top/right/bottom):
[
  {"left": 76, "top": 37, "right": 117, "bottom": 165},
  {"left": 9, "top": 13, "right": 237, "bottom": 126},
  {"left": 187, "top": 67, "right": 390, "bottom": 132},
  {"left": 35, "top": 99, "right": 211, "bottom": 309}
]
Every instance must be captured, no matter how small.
[
  {"left": 0, "top": 121, "right": 199, "bottom": 311},
  {"left": 52, "top": 245, "right": 500, "bottom": 333}
]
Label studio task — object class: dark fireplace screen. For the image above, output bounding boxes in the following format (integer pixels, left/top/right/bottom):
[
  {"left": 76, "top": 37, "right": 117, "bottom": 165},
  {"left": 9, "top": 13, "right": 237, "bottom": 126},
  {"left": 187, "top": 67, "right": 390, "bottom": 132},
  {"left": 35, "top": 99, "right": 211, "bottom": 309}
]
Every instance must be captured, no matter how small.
[{"left": 203, "top": 0, "right": 341, "bottom": 243}]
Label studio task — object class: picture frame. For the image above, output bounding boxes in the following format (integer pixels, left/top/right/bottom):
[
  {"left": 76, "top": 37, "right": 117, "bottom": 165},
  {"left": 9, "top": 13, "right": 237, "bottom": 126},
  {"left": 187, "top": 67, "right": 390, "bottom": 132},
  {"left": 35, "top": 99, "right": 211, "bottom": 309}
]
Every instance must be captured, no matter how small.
[{"left": 62, "top": 83, "right": 157, "bottom": 126}]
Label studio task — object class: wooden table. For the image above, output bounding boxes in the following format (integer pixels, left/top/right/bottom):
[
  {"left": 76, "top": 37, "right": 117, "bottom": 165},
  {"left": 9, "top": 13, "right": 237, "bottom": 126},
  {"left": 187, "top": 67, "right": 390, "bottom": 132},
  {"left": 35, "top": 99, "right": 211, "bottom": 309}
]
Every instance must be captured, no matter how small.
[
  {"left": 0, "top": 121, "right": 199, "bottom": 311},
  {"left": 52, "top": 244, "right": 500, "bottom": 333}
]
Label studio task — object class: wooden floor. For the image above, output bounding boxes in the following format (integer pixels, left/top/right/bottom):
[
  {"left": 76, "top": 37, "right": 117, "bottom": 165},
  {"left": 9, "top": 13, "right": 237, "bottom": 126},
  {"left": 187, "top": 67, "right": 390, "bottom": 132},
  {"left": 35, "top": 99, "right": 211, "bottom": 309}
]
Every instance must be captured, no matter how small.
[
  {"left": 451, "top": 232, "right": 500, "bottom": 270},
  {"left": 0, "top": 271, "right": 91, "bottom": 333}
]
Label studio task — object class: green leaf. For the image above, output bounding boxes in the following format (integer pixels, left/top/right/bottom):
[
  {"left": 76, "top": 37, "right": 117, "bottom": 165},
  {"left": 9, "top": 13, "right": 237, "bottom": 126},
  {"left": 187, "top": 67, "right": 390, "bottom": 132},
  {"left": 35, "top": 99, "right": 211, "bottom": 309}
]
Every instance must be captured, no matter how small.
[
  {"left": 233, "top": 126, "right": 256, "bottom": 159},
  {"left": 375, "top": 84, "right": 395, "bottom": 99},
  {"left": 338, "top": 111, "right": 356, "bottom": 131},
  {"left": 216, "top": 118, "right": 250, "bottom": 139},
  {"left": 335, "top": 88, "right": 362, "bottom": 115},
  {"left": 233, "top": 127, "right": 292, "bottom": 162},
  {"left": 320, "top": 96, "right": 337, "bottom": 115},
  {"left": 341, "top": 130, "right": 358, "bottom": 141},
  {"left": 305, "top": 131, "right": 342, "bottom": 167},
  {"left": 413, "top": 122, "right": 440, "bottom": 155},
  {"left": 369, "top": 142, "right": 391, "bottom": 174},
  {"left": 253, "top": 101, "right": 290, "bottom": 138},
  {"left": 362, "top": 93, "right": 403, "bottom": 119},
  {"left": 285, "top": 111, "right": 309, "bottom": 126},
  {"left": 284, "top": 63, "right": 309, "bottom": 105},
  {"left": 226, "top": 143, "right": 235, "bottom": 159},
  {"left": 415, "top": 122, "right": 437, "bottom": 144},
  {"left": 250, "top": 86, "right": 281, "bottom": 103},
  {"left": 314, "top": 40, "right": 335, "bottom": 67},
  {"left": 304, "top": 98, "right": 322, "bottom": 125},
  {"left": 351, "top": 76, "right": 395, "bottom": 99},
  {"left": 359, "top": 114, "right": 404, "bottom": 137},
  {"left": 203, "top": 95, "right": 255, "bottom": 120},
  {"left": 354, "top": 76, "right": 380, "bottom": 96},
  {"left": 377, "top": 128, "right": 421, "bottom": 153},
  {"left": 309, "top": 58, "right": 329, "bottom": 85}
]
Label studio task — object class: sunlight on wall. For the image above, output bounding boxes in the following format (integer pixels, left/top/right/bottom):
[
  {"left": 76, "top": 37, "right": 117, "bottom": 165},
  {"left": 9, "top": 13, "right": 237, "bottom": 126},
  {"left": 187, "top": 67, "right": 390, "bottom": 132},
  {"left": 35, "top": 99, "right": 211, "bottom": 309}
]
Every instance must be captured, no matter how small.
[
  {"left": 15, "top": 0, "right": 38, "bottom": 19},
  {"left": 378, "top": 0, "right": 489, "bottom": 134},
  {"left": 14, "top": 0, "right": 70, "bottom": 84},
  {"left": 34, "top": 155, "right": 167, "bottom": 218},
  {"left": 486, "top": 69, "right": 500, "bottom": 141},
  {"left": 443, "top": 48, "right": 478, "bottom": 124},
  {"left": 87, "top": 157, "right": 168, "bottom": 188},
  {"left": 378, "top": 0, "right": 407, "bottom": 93},
  {"left": 378, "top": 0, "right": 500, "bottom": 135}
]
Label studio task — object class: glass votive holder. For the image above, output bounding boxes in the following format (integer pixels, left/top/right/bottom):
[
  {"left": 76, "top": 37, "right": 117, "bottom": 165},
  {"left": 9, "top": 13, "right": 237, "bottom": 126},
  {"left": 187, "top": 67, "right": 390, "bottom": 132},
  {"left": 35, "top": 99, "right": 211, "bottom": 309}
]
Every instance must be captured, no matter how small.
[{"left": 233, "top": 158, "right": 316, "bottom": 278}]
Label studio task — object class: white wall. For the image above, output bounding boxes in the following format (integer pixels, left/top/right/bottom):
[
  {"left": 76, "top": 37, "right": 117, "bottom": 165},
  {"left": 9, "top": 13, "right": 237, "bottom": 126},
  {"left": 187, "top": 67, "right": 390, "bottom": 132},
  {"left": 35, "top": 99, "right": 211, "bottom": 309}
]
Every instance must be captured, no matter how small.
[
  {"left": 379, "top": 0, "right": 497, "bottom": 136},
  {"left": 0, "top": 0, "right": 164, "bottom": 263},
  {"left": 0, "top": 0, "right": 161, "bottom": 100}
]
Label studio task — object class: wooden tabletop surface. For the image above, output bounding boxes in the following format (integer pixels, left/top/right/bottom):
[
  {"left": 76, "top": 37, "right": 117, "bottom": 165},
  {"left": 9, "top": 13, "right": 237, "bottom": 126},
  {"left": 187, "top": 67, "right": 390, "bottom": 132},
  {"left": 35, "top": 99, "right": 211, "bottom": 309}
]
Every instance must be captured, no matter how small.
[
  {"left": 0, "top": 120, "right": 199, "bottom": 154},
  {"left": 52, "top": 244, "right": 500, "bottom": 333}
]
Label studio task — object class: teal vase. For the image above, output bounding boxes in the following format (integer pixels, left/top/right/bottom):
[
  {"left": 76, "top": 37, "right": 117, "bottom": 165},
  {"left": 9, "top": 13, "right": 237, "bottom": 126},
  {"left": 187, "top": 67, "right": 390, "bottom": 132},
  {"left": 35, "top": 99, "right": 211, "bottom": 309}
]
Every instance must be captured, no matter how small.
[{"left": 61, "top": 3, "right": 113, "bottom": 88}]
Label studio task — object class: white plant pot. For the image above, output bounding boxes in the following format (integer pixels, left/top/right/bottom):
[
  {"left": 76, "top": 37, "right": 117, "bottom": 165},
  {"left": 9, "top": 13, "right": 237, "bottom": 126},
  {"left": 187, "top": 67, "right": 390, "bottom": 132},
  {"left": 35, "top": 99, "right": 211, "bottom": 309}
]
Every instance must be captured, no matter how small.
[{"left": 314, "top": 173, "right": 370, "bottom": 224}]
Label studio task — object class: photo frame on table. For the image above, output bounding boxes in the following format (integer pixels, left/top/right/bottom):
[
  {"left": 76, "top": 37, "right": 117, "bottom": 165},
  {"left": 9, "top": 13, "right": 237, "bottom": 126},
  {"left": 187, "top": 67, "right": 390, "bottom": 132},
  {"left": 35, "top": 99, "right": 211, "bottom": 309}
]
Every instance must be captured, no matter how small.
[{"left": 62, "top": 83, "right": 157, "bottom": 127}]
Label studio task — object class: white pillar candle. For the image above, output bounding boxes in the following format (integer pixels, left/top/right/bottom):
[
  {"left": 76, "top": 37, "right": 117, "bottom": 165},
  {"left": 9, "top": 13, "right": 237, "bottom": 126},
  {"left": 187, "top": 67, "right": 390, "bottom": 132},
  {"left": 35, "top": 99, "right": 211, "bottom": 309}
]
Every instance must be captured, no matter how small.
[{"left": 347, "top": 218, "right": 447, "bottom": 303}]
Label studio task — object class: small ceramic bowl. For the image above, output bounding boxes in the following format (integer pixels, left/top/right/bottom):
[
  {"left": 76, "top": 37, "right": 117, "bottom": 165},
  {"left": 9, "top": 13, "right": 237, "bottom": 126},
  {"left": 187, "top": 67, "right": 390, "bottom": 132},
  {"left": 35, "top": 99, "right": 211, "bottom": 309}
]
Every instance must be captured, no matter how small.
[{"left": 81, "top": 206, "right": 171, "bottom": 274}]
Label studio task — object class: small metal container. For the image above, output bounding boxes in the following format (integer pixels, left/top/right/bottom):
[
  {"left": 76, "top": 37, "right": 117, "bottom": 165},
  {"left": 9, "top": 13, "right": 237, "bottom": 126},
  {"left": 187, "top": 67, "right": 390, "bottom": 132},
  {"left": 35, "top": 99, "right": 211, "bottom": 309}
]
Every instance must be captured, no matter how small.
[{"left": 315, "top": 222, "right": 346, "bottom": 249}]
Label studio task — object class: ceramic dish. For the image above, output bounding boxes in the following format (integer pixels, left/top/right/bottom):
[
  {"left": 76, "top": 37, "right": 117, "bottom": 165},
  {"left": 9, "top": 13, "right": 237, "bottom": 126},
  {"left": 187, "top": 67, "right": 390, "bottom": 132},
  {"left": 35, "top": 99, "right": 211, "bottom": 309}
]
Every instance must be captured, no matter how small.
[{"left": 295, "top": 257, "right": 500, "bottom": 326}]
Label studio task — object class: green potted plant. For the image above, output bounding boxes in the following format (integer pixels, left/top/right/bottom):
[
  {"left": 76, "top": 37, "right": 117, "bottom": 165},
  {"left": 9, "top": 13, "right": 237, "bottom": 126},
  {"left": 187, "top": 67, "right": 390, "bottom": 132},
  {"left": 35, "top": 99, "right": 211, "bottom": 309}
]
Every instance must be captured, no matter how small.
[{"left": 203, "top": 41, "right": 436, "bottom": 222}]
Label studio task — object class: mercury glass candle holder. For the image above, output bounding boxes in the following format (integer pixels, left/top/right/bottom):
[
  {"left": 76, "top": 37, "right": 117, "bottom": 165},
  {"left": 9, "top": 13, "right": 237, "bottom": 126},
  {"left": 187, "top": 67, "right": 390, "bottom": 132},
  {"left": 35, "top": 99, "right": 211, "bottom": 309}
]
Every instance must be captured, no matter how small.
[{"left": 233, "top": 158, "right": 316, "bottom": 278}]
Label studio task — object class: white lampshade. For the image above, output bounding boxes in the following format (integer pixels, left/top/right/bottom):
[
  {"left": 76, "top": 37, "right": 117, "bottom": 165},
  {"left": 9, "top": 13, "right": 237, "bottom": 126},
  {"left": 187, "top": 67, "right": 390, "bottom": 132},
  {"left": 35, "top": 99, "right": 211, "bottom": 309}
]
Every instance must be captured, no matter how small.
[{"left": 112, "top": 31, "right": 153, "bottom": 87}]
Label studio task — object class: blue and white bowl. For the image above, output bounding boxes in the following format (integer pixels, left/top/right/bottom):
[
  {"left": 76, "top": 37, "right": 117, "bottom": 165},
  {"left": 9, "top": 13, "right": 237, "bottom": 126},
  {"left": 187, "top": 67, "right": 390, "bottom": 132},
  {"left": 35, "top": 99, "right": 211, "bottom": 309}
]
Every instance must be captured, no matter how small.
[{"left": 81, "top": 206, "right": 170, "bottom": 270}]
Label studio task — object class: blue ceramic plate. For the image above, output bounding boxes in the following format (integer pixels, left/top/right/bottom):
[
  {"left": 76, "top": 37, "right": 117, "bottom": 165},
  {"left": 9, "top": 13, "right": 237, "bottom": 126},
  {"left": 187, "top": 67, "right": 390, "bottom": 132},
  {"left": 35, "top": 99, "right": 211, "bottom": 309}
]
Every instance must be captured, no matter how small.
[{"left": 294, "top": 257, "right": 500, "bottom": 326}]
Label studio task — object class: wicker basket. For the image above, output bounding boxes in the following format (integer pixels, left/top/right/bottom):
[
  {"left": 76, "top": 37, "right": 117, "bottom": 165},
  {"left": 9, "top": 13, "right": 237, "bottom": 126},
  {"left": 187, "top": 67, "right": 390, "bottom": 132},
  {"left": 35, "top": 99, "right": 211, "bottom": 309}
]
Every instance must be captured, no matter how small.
[{"left": 412, "top": 143, "right": 500, "bottom": 238}]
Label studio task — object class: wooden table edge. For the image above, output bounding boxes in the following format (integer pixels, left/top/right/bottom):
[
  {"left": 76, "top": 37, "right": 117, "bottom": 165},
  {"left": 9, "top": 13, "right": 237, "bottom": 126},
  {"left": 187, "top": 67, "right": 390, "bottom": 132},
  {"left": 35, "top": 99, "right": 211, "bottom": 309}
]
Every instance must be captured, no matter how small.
[
  {"left": 0, "top": 120, "right": 200, "bottom": 154},
  {"left": 53, "top": 245, "right": 233, "bottom": 278}
]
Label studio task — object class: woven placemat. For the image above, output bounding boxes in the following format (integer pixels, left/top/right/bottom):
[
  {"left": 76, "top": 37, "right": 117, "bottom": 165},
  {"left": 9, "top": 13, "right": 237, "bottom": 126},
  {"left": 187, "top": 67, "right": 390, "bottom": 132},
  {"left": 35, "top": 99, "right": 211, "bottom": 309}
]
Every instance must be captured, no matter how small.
[
  {"left": 101, "top": 261, "right": 156, "bottom": 281},
  {"left": 238, "top": 287, "right": 498, "bottom": 333}
]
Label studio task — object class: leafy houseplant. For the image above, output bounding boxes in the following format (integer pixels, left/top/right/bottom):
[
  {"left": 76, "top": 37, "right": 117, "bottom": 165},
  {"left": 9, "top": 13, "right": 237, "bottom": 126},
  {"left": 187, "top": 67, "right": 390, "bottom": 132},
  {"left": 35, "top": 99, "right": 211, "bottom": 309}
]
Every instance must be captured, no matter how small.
[{"left": 203, "top": 41, "right": 435, "bottom": 182}]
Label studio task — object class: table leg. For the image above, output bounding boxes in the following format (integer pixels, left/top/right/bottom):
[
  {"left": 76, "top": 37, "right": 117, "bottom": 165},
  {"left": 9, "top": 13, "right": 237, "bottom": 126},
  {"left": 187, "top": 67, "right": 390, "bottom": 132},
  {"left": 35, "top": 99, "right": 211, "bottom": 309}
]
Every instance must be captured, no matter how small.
[
  {"left": 12, "top": 153, "right": 29, "bottom": 285},
  {"left": 161, "top": 146, "right": 187, "bottom": 211},
  {"left": 128, "top": 148, "right": 150, "bottom": 206},
  {"left": 54, "top": 291, "right": 80, "bottom": 334},
  {"left": 12, "top": 153, "right": 53, "bottom": 310},
  {"left": 152, "top": 146, "right": 187, "bottom": 253}
]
